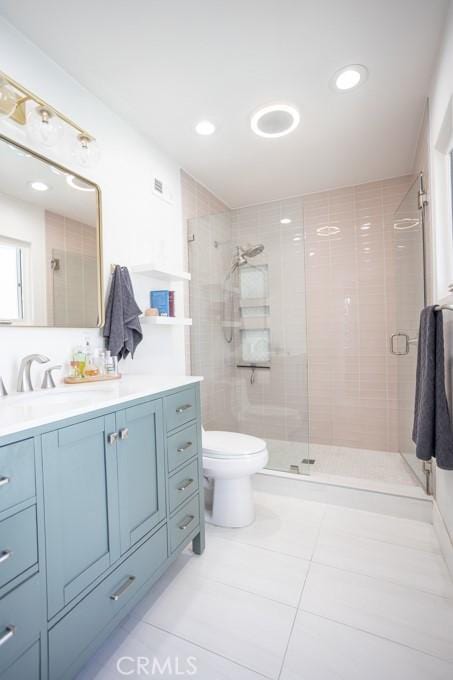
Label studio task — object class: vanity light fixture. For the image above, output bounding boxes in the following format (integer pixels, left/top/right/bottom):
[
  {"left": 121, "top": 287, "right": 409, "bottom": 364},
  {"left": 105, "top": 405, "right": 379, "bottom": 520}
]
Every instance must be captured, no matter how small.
[
  {"left": 29, "top": 181, "right": 50, "bottom": 192},
  {"left": 28, "top": 105, "right": 63, "bottom": 148},
  {"left": 195, "top": 120, "right": 216, "bottom": 135},
  {"left": 251, "top": 104, "right": 300, "bottom": 138},
  {"left": 0, "top": 71, "right": 100, "bottom": 167},
  {"left": 331, "top": 65, "right": 368, "bottom": 92},
  {"left": 280, "top": 217, "right": 292, "bottom": 224}
]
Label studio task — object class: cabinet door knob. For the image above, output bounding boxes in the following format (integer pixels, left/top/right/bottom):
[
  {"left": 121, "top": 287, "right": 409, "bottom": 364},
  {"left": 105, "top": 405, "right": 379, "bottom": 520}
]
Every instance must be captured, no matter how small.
[
  {"left": 177, "top": 478, "right": 194, "bottom": 492},
  {"left": 107, "top": 432, "right": 118, "bottom": 445},
  {"left": 119, "top": 428, "right": 129, "bottom": 440},
  {"left": 177, "top": 441, "right": 192, "bottom": 453},
  {"left": 176, "top": 403, "right": 192, "bottom": 414},
  {"left": 0, "top": 476, "right": 10, "bottom": 488},
  {"left": 0, "top": 625, "right": 16, "bottom": 648},
  {"left": 0, "top": 549, "right": 12, "bottom": 565}
]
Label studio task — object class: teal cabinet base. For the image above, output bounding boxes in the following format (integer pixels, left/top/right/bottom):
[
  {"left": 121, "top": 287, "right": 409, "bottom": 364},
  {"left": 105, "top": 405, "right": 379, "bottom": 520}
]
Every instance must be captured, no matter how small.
[{"left": 0, "top": 383, "right": 204, "bottom": 680}]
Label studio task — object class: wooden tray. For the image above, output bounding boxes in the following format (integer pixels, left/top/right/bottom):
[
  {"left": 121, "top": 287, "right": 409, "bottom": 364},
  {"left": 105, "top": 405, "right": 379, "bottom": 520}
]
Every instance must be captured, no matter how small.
[{"left": 64, "top": 374, "right": 121, "bottom": 384}]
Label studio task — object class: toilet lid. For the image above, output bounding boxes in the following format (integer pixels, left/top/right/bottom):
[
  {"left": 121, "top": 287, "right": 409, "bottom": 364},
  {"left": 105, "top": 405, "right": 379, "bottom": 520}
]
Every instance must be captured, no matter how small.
[{"left": 203, "top": 430, "right": 267, "bottom": 458}]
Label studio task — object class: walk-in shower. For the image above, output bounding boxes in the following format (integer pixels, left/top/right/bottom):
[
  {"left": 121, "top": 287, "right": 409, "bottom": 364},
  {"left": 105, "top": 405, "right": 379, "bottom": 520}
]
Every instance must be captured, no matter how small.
[{"left": 187, "top": 175, "right": 427, "bottom": 496}]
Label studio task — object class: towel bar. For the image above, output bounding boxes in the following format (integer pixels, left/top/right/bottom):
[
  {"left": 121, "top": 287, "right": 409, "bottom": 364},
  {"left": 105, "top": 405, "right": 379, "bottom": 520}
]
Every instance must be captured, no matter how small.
[{"left": 435, "top": 304, "right": 453, "bottom": 312}]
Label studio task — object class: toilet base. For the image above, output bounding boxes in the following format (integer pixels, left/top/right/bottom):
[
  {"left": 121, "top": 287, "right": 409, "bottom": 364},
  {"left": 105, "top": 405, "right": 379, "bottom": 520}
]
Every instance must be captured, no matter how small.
[{"left": 207, "top": 476, "right": 255, "bottom": 528}]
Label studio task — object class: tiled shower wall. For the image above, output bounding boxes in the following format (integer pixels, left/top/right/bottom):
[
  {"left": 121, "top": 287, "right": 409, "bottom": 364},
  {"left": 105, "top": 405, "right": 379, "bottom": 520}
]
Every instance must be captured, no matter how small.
[
  {"left": 304, "top": 176, "right": 413, "bottom": 451},
  {"left": 230, "top": 199, "right": 309, "bottom": 445},
  {"left": 182, "top": 172, "right": 414, "bottom": 454}
]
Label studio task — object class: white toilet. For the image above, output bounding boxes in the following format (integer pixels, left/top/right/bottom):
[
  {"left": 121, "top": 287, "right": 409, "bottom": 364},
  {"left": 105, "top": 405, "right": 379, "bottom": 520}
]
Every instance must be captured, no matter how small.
[{"left": 202, "top": 429, "right": 268, "bottom": 528}]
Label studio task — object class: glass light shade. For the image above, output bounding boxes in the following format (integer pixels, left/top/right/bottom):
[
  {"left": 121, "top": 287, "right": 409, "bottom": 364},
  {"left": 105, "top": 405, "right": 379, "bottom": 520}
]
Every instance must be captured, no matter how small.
[
  {"left": 0, "top": 78, "right": 17, "bottom": 120},
  {"left": 72, "top": 134, "right": 100, "bottom": 168},
  {"left": 27, "top": 105, "right": 63, "bottom": 147}
]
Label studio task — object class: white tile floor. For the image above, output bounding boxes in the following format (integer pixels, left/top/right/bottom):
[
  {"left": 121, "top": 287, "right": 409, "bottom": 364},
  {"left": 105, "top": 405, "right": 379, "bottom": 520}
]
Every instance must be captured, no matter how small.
[{"left": 77, "top": 492, "right": 453, "bottom": 680}]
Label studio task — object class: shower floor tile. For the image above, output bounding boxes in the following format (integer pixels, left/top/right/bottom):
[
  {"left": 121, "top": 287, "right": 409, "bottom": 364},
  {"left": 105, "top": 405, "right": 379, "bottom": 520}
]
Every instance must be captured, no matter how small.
[{"left": 266, "top": 438, "right": 419, "bottom": 488}]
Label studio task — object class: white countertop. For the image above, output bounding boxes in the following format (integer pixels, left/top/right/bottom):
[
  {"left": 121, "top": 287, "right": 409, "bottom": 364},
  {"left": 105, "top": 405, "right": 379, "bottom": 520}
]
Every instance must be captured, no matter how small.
[{"left": 0, "top": 375, "right": 202, "bottom": 439}]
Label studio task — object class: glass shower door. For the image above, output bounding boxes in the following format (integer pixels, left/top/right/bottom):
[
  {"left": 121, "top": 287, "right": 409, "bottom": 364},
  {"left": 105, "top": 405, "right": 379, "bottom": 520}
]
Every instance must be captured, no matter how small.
[{"left": 391, "top": 173, "right": 428, "bottom": 490}]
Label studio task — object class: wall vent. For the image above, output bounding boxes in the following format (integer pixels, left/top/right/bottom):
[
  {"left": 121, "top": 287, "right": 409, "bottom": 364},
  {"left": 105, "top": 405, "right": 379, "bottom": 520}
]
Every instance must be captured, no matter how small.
[{"left": 152, "top": 175, "right": 174, "bottom": 204}]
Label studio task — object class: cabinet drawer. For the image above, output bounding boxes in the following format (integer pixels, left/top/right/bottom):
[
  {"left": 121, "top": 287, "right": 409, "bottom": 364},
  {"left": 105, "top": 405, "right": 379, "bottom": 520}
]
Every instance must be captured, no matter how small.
[
  {"left": 49, "top": 525, "right": 167, "bottom": 680},
  {"left": 0, "top": 506, "right": 38, "bottom": 592},
  {"left": 0, "top": 439, "right": 35, "bottom": 515},
  {"left": 164, "top": 387, "right": 197, "bottom": 431},
  {"left": 169, "top": 495, "right": 200, "bottom": 553},
  {"left": 169, "top": 459, "right": 199, "bottom": 513},
  {"left": 0, "top": 574, "right": 42, "bottom": 675},
  {"left": 167, "top": 423, "right": 198, "bottom": 472},
  {"left": 0, "top": 641, "right": 40, "bottom": 680}
]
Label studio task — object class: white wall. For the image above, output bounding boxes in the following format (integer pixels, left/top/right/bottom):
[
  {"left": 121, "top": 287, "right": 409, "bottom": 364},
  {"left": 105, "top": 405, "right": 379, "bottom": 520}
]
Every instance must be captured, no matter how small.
[
  {"left": 0, "top": 17, "right": 186, "bottom": 389},
  {"left": 0, "top": 192, "right": 47, "bottom": 324},
  {"left": 428, "top": 0, "right": 453, "bottom": 545}
]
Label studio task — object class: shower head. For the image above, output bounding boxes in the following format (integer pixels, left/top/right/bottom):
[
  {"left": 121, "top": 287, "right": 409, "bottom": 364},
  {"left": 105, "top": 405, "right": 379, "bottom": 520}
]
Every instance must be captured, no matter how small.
[{"left": 240, "top": 243, "right": 264, "bottom": 258}]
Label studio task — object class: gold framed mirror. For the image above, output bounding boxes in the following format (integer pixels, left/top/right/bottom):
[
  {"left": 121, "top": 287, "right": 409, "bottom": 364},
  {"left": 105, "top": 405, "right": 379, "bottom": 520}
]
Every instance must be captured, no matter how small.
[{"left": 0, "top": 134, "right": 103, "bottom": 327}]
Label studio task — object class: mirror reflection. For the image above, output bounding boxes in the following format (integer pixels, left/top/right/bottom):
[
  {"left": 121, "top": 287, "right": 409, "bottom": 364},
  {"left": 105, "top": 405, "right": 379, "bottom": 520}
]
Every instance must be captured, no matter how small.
[{"left": 0, "top": 136, "right": 102, "bottom": 327}]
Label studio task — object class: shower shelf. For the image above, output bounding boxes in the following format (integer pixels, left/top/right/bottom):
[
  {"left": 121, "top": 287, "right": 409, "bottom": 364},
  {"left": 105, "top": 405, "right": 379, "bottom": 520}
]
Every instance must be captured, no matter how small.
[
  {"left": 141, "top": 316, "right": 192, "bottom": 326},
  {"left": 131, "top": 264, "right": 191, "bottom": 281}
]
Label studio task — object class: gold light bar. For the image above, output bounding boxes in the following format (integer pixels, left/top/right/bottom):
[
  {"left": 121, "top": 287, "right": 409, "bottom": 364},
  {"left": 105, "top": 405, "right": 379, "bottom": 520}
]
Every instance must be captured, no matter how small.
[{"left": 0, "top": 70, "right": 96, "bottom": 141}]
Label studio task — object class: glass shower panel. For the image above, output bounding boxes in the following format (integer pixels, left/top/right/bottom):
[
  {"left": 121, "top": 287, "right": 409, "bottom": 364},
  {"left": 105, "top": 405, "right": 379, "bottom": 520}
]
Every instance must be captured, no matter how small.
[
  {"left": 188, "top": 197, "right": 310, "bottom": 475},
  {"left": 392, "top": 174, "right": 426, "bottom": 488}
]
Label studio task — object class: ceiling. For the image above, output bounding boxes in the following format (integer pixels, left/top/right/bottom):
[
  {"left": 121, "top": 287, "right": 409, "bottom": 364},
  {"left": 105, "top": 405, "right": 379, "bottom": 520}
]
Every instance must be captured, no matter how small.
[{"left": 0, "top": 0, "right": 448, "bottom": 207}]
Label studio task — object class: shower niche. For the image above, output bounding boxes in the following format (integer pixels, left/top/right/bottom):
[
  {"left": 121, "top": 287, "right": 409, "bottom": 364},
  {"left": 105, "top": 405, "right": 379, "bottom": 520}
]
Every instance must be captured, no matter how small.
[{"left": 238, "top": 264, "right": 271, "bottom": 367}]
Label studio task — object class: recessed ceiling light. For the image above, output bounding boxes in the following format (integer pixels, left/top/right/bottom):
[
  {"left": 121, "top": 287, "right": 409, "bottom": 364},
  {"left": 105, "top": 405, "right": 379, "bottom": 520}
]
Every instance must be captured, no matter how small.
[
  {"left": 29, "top": 181, "right": 50, "bottom": 191},
  {"left": 66, "top": 174, "right": 95, "bottom": 192},
  {"left": 280, "top": 217, "right": 292, "bottom": 224},
  {"left": 331, "top": 64, "right": 368, "bottom": 92},
  {"left": 195, "top": 120, "right": 216, "bottom": 135},
  {"left": 251, "top": 104, "right": 300, "bottom": 138}
]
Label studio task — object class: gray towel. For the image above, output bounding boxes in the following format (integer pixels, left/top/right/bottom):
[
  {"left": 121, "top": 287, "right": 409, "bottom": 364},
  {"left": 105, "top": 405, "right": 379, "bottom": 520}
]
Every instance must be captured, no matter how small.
[
  {"left": 412, "top": 305, "right": 453, "bottom": 470},
  {"left": 103, "top": 266, "right": 143, "bottom": 361}
]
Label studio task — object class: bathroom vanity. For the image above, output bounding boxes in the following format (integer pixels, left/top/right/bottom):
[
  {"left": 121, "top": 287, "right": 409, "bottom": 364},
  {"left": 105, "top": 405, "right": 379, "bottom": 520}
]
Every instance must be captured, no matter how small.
[{"left": 0, "top": 376, "right": 204, "bottom": 680}]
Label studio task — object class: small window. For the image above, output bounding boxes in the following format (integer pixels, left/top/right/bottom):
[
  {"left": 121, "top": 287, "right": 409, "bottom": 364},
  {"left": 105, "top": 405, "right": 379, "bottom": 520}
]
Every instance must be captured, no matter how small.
[{"left": 0, "top": 240, "right": 24, "bottom": 320}]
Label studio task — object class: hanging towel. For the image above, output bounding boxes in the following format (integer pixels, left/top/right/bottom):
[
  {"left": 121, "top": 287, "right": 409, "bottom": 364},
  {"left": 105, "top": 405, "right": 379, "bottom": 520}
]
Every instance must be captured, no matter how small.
[
  {"left": 103, "top": 266, "right": 143, "bottom": 361},
  {"left": 412, "top": 305, "right": 453, "bottom": 470}
]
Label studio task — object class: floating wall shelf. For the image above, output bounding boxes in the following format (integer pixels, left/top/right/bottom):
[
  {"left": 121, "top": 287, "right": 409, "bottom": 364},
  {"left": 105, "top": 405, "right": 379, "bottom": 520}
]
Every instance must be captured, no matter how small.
[
  {"left": 142, "top": 316, "right": 192, "bottom": 326},
  {"left": 131, "top": 264, "right": 191, "bottom": 282}
]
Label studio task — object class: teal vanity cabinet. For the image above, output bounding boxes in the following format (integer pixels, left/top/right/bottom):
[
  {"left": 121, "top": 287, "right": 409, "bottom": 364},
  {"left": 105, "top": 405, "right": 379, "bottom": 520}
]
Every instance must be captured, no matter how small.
[{"left": 0, "top": 381, "right": 204, "bottom": 680}]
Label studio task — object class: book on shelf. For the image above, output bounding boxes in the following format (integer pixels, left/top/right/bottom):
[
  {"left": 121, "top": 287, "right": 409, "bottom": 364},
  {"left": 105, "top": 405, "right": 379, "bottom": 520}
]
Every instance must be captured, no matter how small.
[{"left": 150, "top": 290, "right": 175, "bottom": 317}]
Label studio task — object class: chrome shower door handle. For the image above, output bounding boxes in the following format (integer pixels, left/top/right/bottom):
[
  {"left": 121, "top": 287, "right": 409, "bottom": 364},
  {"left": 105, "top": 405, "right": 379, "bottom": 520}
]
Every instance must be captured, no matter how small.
[{"left": 390, "top": 333, "right": 417, "bottom": 355}]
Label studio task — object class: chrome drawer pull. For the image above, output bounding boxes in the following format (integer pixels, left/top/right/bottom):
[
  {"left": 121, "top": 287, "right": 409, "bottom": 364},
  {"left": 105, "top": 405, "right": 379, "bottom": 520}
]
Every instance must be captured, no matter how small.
[
  {"left": 0, "top": 625, "right": 16, "bottom": 648},
  {"left": 0, "top": 476, "right": 10, "bottom": 488},
  {"left": 177, "top": 478, "right": 194, "bottom": 492},
  {"left": 176, "top": 404, "right": 192, "bottom": 414},
  {"left": 119, "top": 428, "right": 129, "bottom": 440},
  {"left": 107, "top": 432, "right": 118, "bottom": 445},
  {"left": 110, "top": 575, "right": 136, "bottom": 601},
  {"left": 177, "top": 441, "right": 192, "bottom": 453},
  {"left": 0, "top": 549, "right": 12, "bottom": 564},
  {"left": 178, "top": 514, "right": 195, "bottom": 531}
]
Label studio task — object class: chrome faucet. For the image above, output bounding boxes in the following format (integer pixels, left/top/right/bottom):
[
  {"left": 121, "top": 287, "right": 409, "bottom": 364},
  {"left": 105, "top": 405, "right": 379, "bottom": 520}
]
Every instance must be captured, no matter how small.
[
  {"left": 17, "top": 354, "right": 50, "bottom": 392},
  {"left": 41, "top": 365, "right": 62, "bottom": 389}
]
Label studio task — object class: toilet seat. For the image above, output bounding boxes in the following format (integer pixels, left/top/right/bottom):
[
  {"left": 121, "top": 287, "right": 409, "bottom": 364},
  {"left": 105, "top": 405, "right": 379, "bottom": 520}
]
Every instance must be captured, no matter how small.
[{"left": 203, "top": 430, "right": 266, "bottom": 459}]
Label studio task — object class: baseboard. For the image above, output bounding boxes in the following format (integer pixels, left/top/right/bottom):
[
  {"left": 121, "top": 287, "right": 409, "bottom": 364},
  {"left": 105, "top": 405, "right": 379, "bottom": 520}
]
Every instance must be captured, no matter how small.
[
  {"left": 432, "top": 500, "right": 453, "bottom": 581},
  {"left": 255, "top": 469, "right": 433, "bottom": 522}
]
